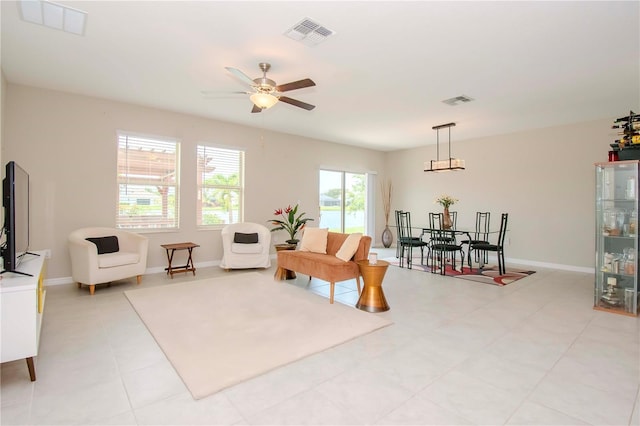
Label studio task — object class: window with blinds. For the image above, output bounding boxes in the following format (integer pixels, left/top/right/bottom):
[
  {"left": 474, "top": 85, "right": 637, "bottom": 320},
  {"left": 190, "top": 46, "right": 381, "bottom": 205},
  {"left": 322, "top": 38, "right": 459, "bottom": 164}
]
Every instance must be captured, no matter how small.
[
  {"left": 117, "top": 133, "right": 180, "bottom": 229},
  {"left": 197, "top": 145, "right": 244, "bottom": 227}
]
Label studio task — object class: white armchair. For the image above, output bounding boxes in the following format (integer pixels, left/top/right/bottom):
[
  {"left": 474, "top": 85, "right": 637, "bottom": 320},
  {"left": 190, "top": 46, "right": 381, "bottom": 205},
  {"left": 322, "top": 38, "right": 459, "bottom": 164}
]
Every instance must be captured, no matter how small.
[
  {"left": 68, "top": 227, "right": 149, "bottom": 295},
  {"left": 220, "top": 222, "right": 271, "bottom": 270}
]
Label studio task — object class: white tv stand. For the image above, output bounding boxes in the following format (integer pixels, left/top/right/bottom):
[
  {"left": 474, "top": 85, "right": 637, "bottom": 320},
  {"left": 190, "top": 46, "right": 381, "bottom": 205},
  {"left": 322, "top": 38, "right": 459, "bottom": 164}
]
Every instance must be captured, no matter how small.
[{"left": 0, "top": 251, "right": 47, "bottom": 381}]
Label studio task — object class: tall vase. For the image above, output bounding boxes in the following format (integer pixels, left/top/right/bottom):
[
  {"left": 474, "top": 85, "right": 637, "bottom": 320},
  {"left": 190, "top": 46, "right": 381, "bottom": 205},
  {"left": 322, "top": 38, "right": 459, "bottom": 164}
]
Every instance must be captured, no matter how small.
[
  {"left": 442, "top": 207, "right": 452, "bottom": 229},
  {"left": 381, "top": 225, "right": 393, "bottom": 248}
]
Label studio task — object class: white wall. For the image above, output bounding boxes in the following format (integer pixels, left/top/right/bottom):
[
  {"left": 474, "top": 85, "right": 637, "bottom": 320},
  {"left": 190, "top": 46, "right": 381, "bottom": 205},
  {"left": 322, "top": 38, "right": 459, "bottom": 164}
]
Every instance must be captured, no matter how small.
[
  {"left": 386, "top": 118, "right": 615, "bottom": 270},
  {"left": 3, "top": 82, "right": 616, "bottom": 278},
  {"left": 3, "top": 84, "right": 387, "bottom": 279}
]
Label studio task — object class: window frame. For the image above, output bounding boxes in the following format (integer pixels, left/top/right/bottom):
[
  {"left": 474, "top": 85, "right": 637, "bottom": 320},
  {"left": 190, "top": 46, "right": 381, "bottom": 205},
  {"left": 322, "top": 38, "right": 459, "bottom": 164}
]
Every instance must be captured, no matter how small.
[
  {"left": 196, "top": 143, "right": 245, "bottom": 229},
  {"left": 116, "top": 131, "right": 180, "bottom": 231}
]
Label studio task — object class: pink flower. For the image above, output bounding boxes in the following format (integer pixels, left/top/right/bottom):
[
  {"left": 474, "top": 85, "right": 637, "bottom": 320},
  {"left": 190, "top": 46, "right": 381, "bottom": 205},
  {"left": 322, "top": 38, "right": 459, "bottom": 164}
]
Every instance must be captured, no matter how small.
[{"left": 267, "top": 203, "right": 314, "bottom": 241}]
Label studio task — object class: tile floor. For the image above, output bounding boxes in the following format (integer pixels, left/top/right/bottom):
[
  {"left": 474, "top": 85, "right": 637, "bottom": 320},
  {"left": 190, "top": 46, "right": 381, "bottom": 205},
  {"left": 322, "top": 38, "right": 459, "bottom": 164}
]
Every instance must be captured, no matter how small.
[{"left": 1, "top": 248, "right": 639, "bottom": 425}]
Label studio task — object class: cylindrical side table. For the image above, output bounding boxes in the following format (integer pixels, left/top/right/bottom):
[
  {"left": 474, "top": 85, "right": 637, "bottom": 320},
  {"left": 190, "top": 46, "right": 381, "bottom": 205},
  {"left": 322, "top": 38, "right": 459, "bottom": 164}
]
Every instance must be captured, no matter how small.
[
  {"left": 355, "top": 260, "right": 390, "bottom": 312},
  {"left": 274, "top": 243, "right": 297, "bottom": 280}
]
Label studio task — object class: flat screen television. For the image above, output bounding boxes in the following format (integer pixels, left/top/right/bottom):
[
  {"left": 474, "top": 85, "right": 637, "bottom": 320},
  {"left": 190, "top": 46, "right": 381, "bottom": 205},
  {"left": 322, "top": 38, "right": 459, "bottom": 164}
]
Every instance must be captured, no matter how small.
[{"left": 1, "top": 161, "right": 36, "bottom": 276}]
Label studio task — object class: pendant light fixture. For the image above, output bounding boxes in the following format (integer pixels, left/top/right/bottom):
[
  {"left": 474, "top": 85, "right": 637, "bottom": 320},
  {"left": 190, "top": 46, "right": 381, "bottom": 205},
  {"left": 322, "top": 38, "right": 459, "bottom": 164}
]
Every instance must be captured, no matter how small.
[{"left": 424, "top": 122, "right": 465, "bottom": 172}]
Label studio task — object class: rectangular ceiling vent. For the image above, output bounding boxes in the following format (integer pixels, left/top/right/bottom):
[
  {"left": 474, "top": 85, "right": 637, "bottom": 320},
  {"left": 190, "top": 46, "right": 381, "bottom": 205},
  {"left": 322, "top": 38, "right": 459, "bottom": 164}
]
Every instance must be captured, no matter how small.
[
  {"left": 18, "top": 0, "right": 87, "bottom": 36},
  {"left": 285, "top": 18, "right": 335, "bottom": 47},
  {"left": 442, "top": 95, "right": 474, "bottom": 106}
]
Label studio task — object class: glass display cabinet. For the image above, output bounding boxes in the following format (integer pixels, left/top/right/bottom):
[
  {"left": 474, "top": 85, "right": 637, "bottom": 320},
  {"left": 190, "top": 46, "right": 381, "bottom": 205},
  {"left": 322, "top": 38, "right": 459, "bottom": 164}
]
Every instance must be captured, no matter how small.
[{"left": 595, "top": 160, "right": 639, "bottom": 316}]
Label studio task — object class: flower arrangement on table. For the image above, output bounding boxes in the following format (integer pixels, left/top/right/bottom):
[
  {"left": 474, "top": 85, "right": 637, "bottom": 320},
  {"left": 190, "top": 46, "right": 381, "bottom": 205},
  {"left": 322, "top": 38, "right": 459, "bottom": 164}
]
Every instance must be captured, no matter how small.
[
  {"left": 435, "top": 195, "right": 457, "bottom": 229},
  {"left": 435, "top": 195, "right": 458, "bottom": 209},
  {"left": 269, "top": 204, "right": 314, "bottom": 243}
]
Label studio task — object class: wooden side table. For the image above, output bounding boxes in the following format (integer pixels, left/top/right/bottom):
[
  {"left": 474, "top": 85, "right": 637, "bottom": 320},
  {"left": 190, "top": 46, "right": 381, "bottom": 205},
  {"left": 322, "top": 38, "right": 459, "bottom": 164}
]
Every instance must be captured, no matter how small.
[
  {"left": 274, "top": 243, "right": 297, "bottom": 280},
  {"left": 161, "top": 242, "right": 199, "bottom": 278},
  {"left": 355, "top": 260, "right": 390, "bottom": 312}
]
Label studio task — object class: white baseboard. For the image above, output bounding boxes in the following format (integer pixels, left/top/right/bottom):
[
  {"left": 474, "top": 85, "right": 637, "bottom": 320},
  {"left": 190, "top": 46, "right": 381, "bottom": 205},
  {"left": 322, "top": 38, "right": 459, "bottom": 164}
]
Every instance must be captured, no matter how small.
[
  {"left": 44, "top": 259, "right": 224, "bottom": 287},
  {"left": 481, "top": 253, "right": 594, "bottom": 274},
  {"left": 43, "top": 254, "right": 594, "bottom": 287},
  {"left": 504, "top": 256, "right": 594, "bottom": 274}
]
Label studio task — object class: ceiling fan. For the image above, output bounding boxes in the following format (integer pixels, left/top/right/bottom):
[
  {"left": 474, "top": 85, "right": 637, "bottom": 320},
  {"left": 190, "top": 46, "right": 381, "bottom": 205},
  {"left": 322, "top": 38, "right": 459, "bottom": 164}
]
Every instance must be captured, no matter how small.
[{"left": 218, "top": 62, "right": 316, "bottom": 113}]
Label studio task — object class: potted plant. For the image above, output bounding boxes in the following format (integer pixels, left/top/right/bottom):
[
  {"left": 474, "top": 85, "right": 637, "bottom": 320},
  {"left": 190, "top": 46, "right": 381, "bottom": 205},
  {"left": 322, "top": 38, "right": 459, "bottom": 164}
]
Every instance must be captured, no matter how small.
[{"left": 269, "top": 204, "right": 314, "bottom": 244}]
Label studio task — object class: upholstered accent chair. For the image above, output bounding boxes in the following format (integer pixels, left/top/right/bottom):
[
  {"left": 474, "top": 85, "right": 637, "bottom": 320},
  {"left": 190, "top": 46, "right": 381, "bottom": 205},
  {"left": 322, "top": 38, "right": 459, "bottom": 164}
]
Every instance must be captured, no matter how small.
[
  {"left": 68, "top": 227, "right": 149, "bottom": 295},
  {"left": 219, "top": 222, "right": 271, "bottom": 270}
]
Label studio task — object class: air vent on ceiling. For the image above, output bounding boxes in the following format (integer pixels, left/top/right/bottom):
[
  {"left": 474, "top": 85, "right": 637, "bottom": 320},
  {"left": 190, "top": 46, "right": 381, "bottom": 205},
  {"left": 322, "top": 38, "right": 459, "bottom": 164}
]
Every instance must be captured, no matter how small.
[
  {"left": 442, "top": 95, "right": 474, "bottom": 106},
  {"left": 284, "top": 18, "right": 335, "bottom": 47},
  {"left": 18, "top": 0, "right": 87, "bottom": 36}
]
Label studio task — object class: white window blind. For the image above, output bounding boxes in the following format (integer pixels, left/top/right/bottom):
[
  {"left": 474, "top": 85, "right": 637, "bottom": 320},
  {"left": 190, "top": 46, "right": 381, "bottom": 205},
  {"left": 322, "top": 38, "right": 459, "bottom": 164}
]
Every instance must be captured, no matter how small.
[
  {"left": 117, "top": 133, "right": 180, "bottom": 229},
  {"left": 197, "top": 145, "right": 244, "bottom": 226}
]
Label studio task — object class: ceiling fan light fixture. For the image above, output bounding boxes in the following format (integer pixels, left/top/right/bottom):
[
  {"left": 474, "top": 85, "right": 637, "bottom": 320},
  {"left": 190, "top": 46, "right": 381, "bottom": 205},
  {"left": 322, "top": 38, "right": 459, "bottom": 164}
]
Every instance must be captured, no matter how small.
[{"left": 250, "top": 93, "right": 278, "bottom": 109}]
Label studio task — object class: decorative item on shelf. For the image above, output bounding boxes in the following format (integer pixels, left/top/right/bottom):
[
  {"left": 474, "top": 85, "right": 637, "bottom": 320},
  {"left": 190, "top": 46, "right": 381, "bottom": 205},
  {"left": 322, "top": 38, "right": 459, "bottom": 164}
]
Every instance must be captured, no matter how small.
[
  {"left": 608, "top": 110, "right": 640, "bottom": 161},
  {"left": 601, "top": 277, "right": 621, "bottom": 306},
  {"left": 268, "top": 203, "right": 314, "bottom": 244},
  {"left": 381, "top": 178, "right": 393, "bottom": 248},
  {"left": 623, "top": 247, "right": 636, "bottom": 275},
  {"left": 435, "top": 194, "right": 458, "bottom": 229},
  {"left": 602, "top": 208, "right": 627, "bottom": 236},
  {"left": 624, "top": 288, "right": 636, "bottom": 313},
  {"left": 424, "top": 122, "right": 465, "bottom": 172}
]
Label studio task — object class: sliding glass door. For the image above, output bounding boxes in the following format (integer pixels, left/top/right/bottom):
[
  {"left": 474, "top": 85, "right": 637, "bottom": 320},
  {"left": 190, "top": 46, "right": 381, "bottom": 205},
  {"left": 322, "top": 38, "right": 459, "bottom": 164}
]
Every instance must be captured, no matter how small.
[{"left": 319, "top": 170, "right": 367, "bottom": 233}]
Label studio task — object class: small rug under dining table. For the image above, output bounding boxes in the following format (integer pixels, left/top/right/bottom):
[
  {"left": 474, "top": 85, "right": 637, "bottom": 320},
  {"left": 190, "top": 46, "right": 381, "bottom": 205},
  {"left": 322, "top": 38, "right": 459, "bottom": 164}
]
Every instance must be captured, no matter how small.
[{"left": 384, "top": 256, "right": 535, "bottom": 286}]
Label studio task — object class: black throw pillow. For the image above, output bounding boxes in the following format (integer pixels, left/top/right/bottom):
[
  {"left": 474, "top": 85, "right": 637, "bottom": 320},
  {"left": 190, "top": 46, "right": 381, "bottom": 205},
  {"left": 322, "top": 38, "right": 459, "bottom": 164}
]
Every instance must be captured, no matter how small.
[
  {"left": 233, "top": 232, "right": 259, "bottom": 244},
  {"left": 86, "top": 236, "right": 120, "bottom": 254}
]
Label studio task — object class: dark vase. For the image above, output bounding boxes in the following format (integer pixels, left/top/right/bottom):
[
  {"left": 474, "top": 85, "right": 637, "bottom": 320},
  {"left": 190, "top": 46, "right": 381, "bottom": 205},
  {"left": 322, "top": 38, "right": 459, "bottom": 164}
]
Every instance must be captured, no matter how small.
[
  {"left": 381, "top": 225, "right": 393, "bottom": 248},
  {"left": 286, "top": 239, "right": 299, "bottom": 245}
]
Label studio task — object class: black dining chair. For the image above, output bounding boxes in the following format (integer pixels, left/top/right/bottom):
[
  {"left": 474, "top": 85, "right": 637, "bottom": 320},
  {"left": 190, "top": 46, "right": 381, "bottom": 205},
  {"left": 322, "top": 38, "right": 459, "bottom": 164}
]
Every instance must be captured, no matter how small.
[
  {"left": 429, "top": 211, "right": 457, "bottom": 229},
  {"left": 428, "top": 228, "right": 465, "bottom": 275},
  {"left": 461, "top": 212, "right": 491, "bottom": 266},
  {"left": 396, "top": 211, "right": 428, "bottom": 269},
  {"left": 470, "top": 213, "right": 508, "bottom": 275},
  {"left": 394, "top": 210, "right": 403, "bottom": 258},
  {"left": 395, "top": 210, "right": 423, "bottom": 258},
  {"left": 428, "top": 211, "right": 457, "bottom": 245}
]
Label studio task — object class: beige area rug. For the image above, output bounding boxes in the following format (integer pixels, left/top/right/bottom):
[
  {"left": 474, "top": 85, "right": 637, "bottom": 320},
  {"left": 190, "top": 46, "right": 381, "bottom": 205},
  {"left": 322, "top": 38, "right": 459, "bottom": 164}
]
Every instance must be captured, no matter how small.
[{"left": 125, "top": 272, "right": 392, "bottom": 400}]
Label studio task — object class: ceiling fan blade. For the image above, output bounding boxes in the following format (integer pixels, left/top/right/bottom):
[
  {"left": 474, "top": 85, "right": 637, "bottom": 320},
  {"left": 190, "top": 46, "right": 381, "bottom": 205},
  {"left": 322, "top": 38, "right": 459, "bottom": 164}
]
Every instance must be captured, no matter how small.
[
  {"left": 251, "top": 104, "right": 262, "bottom": 113},
  {"left": 276, "top": 78, "right": 316, "bottom": 92},
  {"left": 201, "top": 90, "right": 250, "bottom": 97},
  {"left": 278, "top": 96, "right": 315, "bottom": 111},
  {"left": 225, "top": 67, "right": 256, "bottom": 87}
]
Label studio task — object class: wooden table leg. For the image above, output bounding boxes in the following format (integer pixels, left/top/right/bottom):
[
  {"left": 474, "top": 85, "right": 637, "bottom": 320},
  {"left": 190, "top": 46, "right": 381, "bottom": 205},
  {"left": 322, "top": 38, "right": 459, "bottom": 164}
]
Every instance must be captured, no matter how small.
[
  {"left": 186, "top": 247, "right": 196, "bottom": 275},
  {"left": 165, "top": 248, "right": 175, "bottom": 277},
  {"left": 26, "top": 357, "right": 36, "bottom": 381},
  {"left": 274, "top": 266, "right": 296, "bottom": 280}
]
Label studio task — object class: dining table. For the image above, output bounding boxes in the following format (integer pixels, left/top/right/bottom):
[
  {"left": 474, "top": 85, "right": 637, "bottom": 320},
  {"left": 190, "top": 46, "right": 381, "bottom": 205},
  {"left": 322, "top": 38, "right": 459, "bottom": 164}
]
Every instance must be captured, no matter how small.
[{"left": 408, "top": 226, "right": 503, "bottom": 273}]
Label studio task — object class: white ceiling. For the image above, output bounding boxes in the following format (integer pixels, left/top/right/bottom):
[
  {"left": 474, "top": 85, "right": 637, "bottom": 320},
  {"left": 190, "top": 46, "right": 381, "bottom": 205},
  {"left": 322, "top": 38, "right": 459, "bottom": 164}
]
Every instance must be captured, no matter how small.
[{"left": 1, "top": 1, "right": 639, "bottom": 151}]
